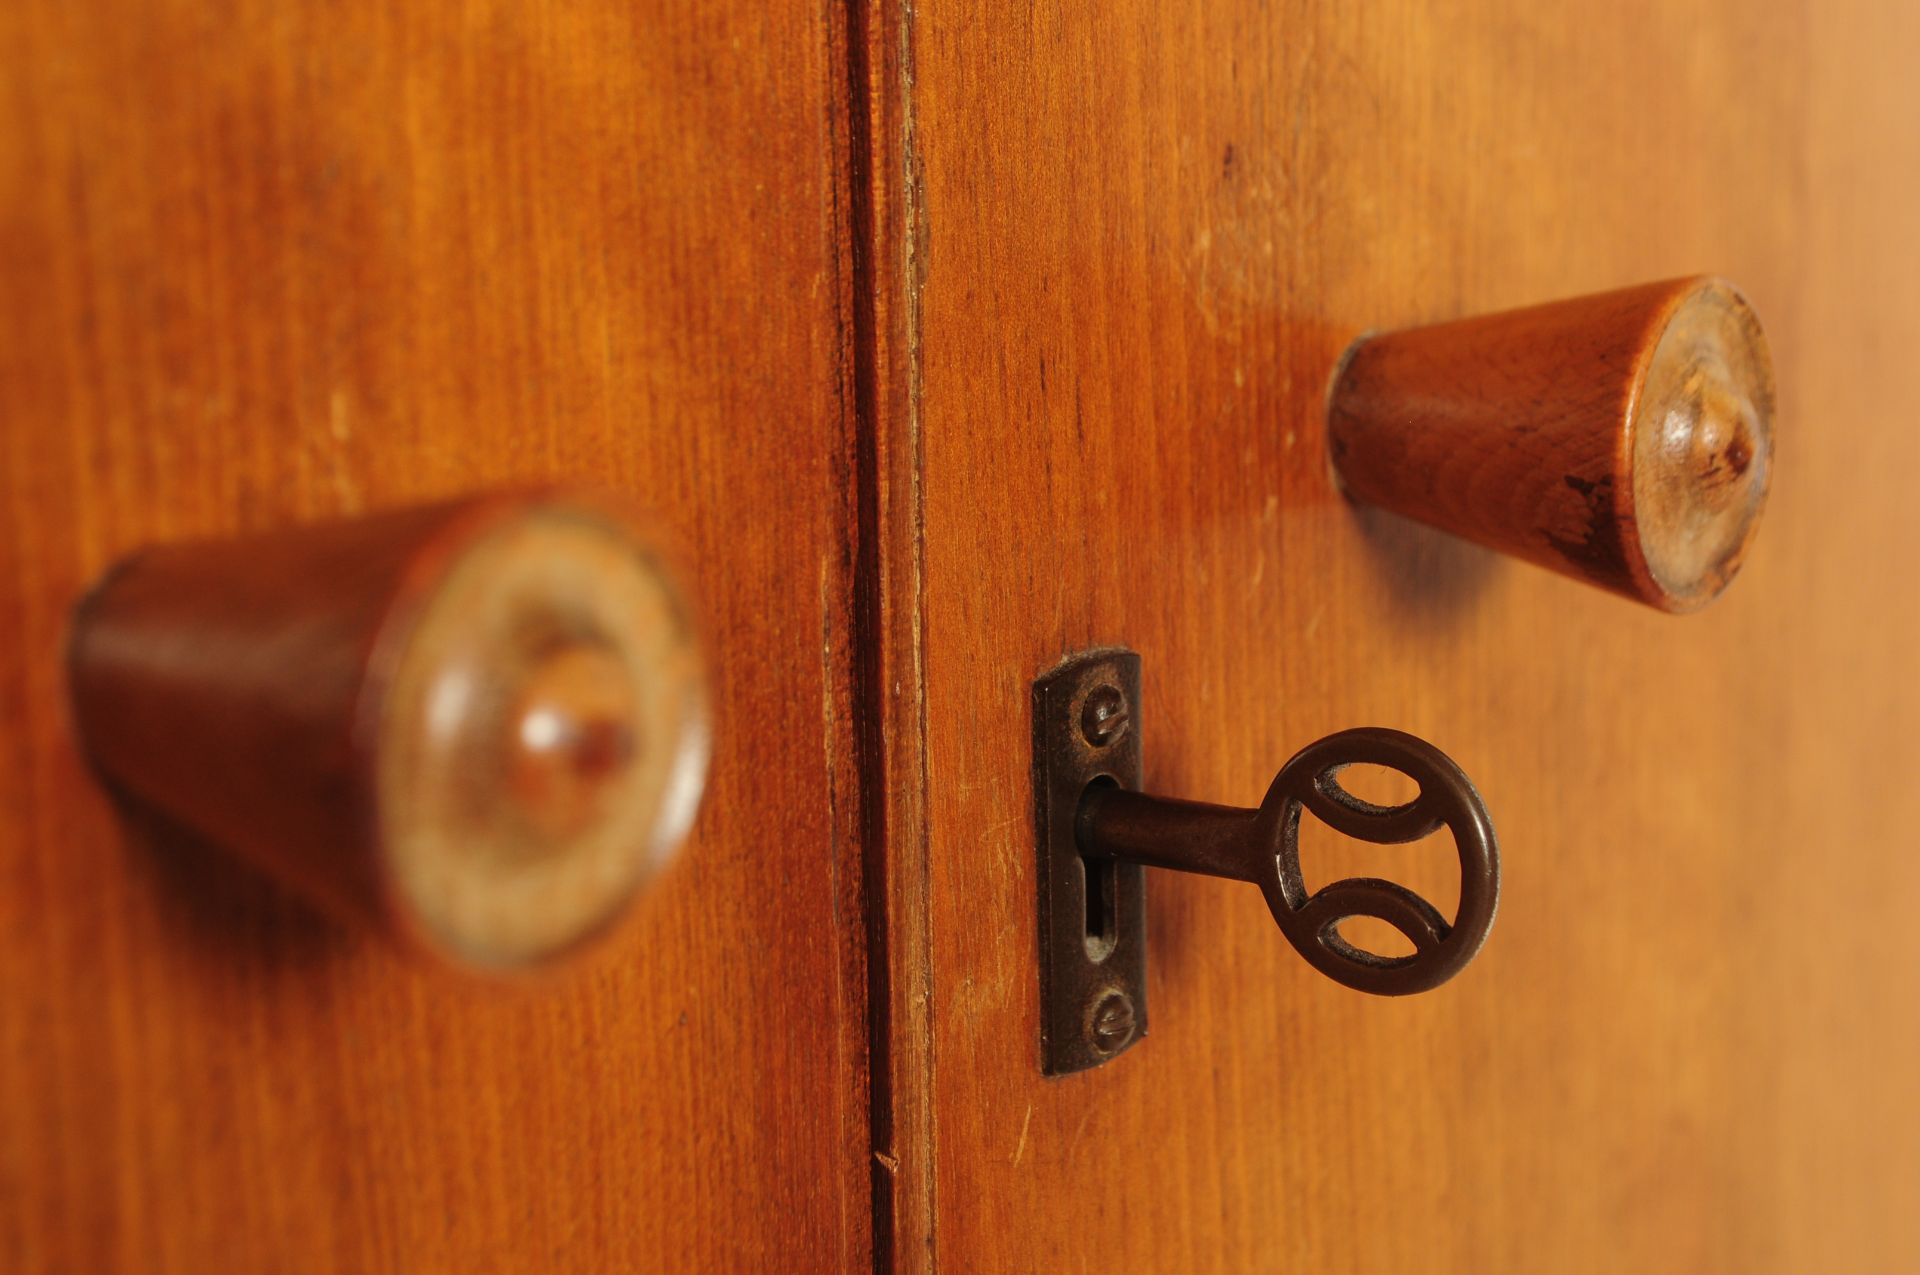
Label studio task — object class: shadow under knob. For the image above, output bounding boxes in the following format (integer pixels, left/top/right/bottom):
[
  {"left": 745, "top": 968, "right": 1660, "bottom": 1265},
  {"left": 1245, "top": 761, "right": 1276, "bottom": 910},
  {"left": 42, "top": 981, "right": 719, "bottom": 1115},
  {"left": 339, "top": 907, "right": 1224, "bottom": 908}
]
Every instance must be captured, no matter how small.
[
  {"left": 69, "top": 492, "right": 709, "bottom": 972},
  {"left": 1327, "top": 276, "right": 1775, "bottom": 612}
]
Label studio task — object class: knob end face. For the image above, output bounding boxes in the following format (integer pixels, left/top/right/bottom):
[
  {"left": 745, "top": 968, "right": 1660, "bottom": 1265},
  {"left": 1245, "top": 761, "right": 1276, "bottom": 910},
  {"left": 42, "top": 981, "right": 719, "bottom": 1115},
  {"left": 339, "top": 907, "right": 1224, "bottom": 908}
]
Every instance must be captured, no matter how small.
[
  {"left": 1629, "top": 279, "right": 1774, "bottom": 611},
  {"left": 374, "top": 501, "right": 709, "bottom": 970}
]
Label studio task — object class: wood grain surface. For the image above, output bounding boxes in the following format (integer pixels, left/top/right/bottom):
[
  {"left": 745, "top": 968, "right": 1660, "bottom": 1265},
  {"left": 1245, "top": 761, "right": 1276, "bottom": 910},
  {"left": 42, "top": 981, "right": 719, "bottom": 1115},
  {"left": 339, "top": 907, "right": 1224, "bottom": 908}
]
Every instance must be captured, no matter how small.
[
  {"left": 0, "top": 1, "right": 871, "bottom": 1270},
  {"left": 9, "top": 0, "right": 1920, "bottom": 1271},
  {"left": 878, "top": 0, "right": 1920, "bottom": 1271}
]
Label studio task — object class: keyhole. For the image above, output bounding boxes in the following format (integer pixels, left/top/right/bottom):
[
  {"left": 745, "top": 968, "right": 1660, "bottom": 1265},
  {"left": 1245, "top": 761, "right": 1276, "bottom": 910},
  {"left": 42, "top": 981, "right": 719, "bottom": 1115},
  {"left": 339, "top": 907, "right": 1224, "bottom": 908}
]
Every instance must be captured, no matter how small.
[
  {"left": 1081, "top": 776, "right": 1119, "bottom": 960},
  {"left": 1084, "top": 857, "right": 1117, "bottom": 960}
]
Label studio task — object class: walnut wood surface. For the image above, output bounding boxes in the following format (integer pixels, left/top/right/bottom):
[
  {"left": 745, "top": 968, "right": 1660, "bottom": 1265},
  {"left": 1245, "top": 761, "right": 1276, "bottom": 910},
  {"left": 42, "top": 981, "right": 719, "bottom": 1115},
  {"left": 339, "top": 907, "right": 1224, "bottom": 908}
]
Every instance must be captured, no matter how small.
[
  {"left": 9, "top": 1, "right": 1920, "bottom": 1271},
  {"left": 877, "top": 1, "right": 1920, "bottom": 1271},
  {"left": 0, "top": 2, "right": 870, "bottom": 1271}
]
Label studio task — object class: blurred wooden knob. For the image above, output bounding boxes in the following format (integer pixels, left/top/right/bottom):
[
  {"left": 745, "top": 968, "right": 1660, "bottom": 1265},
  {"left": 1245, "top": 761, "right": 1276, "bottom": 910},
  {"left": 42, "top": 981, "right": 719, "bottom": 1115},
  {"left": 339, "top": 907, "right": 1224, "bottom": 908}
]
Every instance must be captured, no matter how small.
[
  {"left": 1327, "top": 276, "right": 1775, "bottom": 611},
  {"left": 69, "top": 492, "right": 709, "bottom": 971}
]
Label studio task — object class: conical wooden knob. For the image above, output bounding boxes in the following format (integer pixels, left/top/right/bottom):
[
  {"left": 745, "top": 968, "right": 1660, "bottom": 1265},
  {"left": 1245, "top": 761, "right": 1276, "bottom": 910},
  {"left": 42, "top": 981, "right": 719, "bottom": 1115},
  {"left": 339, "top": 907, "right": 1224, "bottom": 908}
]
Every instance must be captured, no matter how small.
[
  {"left": 69, "top": 492, "right": 709, "bottom": 971},
  {"left": 1327, "top": 277, "right": 1775, "bottom": 612}
]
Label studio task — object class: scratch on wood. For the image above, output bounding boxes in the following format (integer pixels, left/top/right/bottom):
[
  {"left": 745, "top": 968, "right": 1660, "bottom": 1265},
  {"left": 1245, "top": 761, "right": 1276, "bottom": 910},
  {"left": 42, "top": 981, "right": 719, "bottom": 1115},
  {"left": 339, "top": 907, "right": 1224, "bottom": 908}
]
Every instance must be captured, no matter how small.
[
  {"left": 1063, "top": 1099, "right": 1103, "bottom": 1166},
  {"left": 325, "top": 387, "right": 362, "bottom": 511},
  {"left": 820, "top": 555, "right": 841, "bottom": 931},
  {"left": 1010, "top": 1103, "right": 1033, "bottom": 1167}
]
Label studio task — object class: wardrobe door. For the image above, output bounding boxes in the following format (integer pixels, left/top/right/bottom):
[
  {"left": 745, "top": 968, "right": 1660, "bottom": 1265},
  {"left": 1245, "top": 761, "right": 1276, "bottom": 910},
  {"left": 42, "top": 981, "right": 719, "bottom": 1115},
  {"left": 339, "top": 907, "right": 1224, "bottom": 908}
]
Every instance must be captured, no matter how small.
[
  {"left": 870, "top": 2, "right": 1920, "bottom": 1270},
  {"left": 0, "top": 3, "right": 871, "bottom": 1270}
]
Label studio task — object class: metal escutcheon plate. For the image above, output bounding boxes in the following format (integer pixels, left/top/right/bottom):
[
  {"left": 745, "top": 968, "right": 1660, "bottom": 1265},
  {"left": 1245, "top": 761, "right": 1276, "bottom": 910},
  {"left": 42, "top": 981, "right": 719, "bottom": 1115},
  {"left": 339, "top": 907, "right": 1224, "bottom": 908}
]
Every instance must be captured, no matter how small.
[{"left": 1032, "top": 648, "right": 1148, "bottom": 1076}]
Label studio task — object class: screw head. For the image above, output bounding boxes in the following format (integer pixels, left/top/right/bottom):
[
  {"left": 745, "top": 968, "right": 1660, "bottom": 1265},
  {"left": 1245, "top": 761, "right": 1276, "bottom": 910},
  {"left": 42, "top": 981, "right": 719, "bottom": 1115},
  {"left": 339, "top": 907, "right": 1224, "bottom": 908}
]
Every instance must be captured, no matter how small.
[
  {"left": 1080, "top": 683, "right": 1130, "bottom": 748},
  {"left": 1085, "top": 988, "right": 1137, "bottom": 1054}
]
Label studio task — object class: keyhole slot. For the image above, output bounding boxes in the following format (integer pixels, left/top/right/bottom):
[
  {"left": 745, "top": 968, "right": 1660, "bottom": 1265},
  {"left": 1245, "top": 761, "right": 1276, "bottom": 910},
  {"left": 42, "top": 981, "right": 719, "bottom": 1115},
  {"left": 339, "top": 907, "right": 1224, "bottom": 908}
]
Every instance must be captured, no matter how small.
[{"left": 1080, "top": 776, "right": 1120, "bottom": 960}]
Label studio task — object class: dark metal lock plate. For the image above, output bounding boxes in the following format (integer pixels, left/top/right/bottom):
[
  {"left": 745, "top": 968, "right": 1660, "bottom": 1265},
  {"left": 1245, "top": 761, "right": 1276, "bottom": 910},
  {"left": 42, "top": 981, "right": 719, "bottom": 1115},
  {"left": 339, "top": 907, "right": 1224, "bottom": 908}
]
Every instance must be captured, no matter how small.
[
  {"left": 1032, "top": 647, "right": 1500, "bottom": 1075},
  {"left": 1032, "top": 649, "right": 1147, "bottom": 1076}
]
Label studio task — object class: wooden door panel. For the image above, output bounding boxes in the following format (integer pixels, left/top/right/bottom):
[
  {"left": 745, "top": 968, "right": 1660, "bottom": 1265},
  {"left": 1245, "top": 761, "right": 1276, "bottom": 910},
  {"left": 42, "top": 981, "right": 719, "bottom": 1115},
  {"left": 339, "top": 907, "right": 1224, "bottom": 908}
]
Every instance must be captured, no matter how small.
[
  {"left": 883, "top": 0, "right": 1920, "bottom": 1269},
  {"left": 7, "top": 1, "right": 1918, "bottom": 1269},
  {"left": 0, "top": 2, "right": 868, "bottom": 1271}
]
